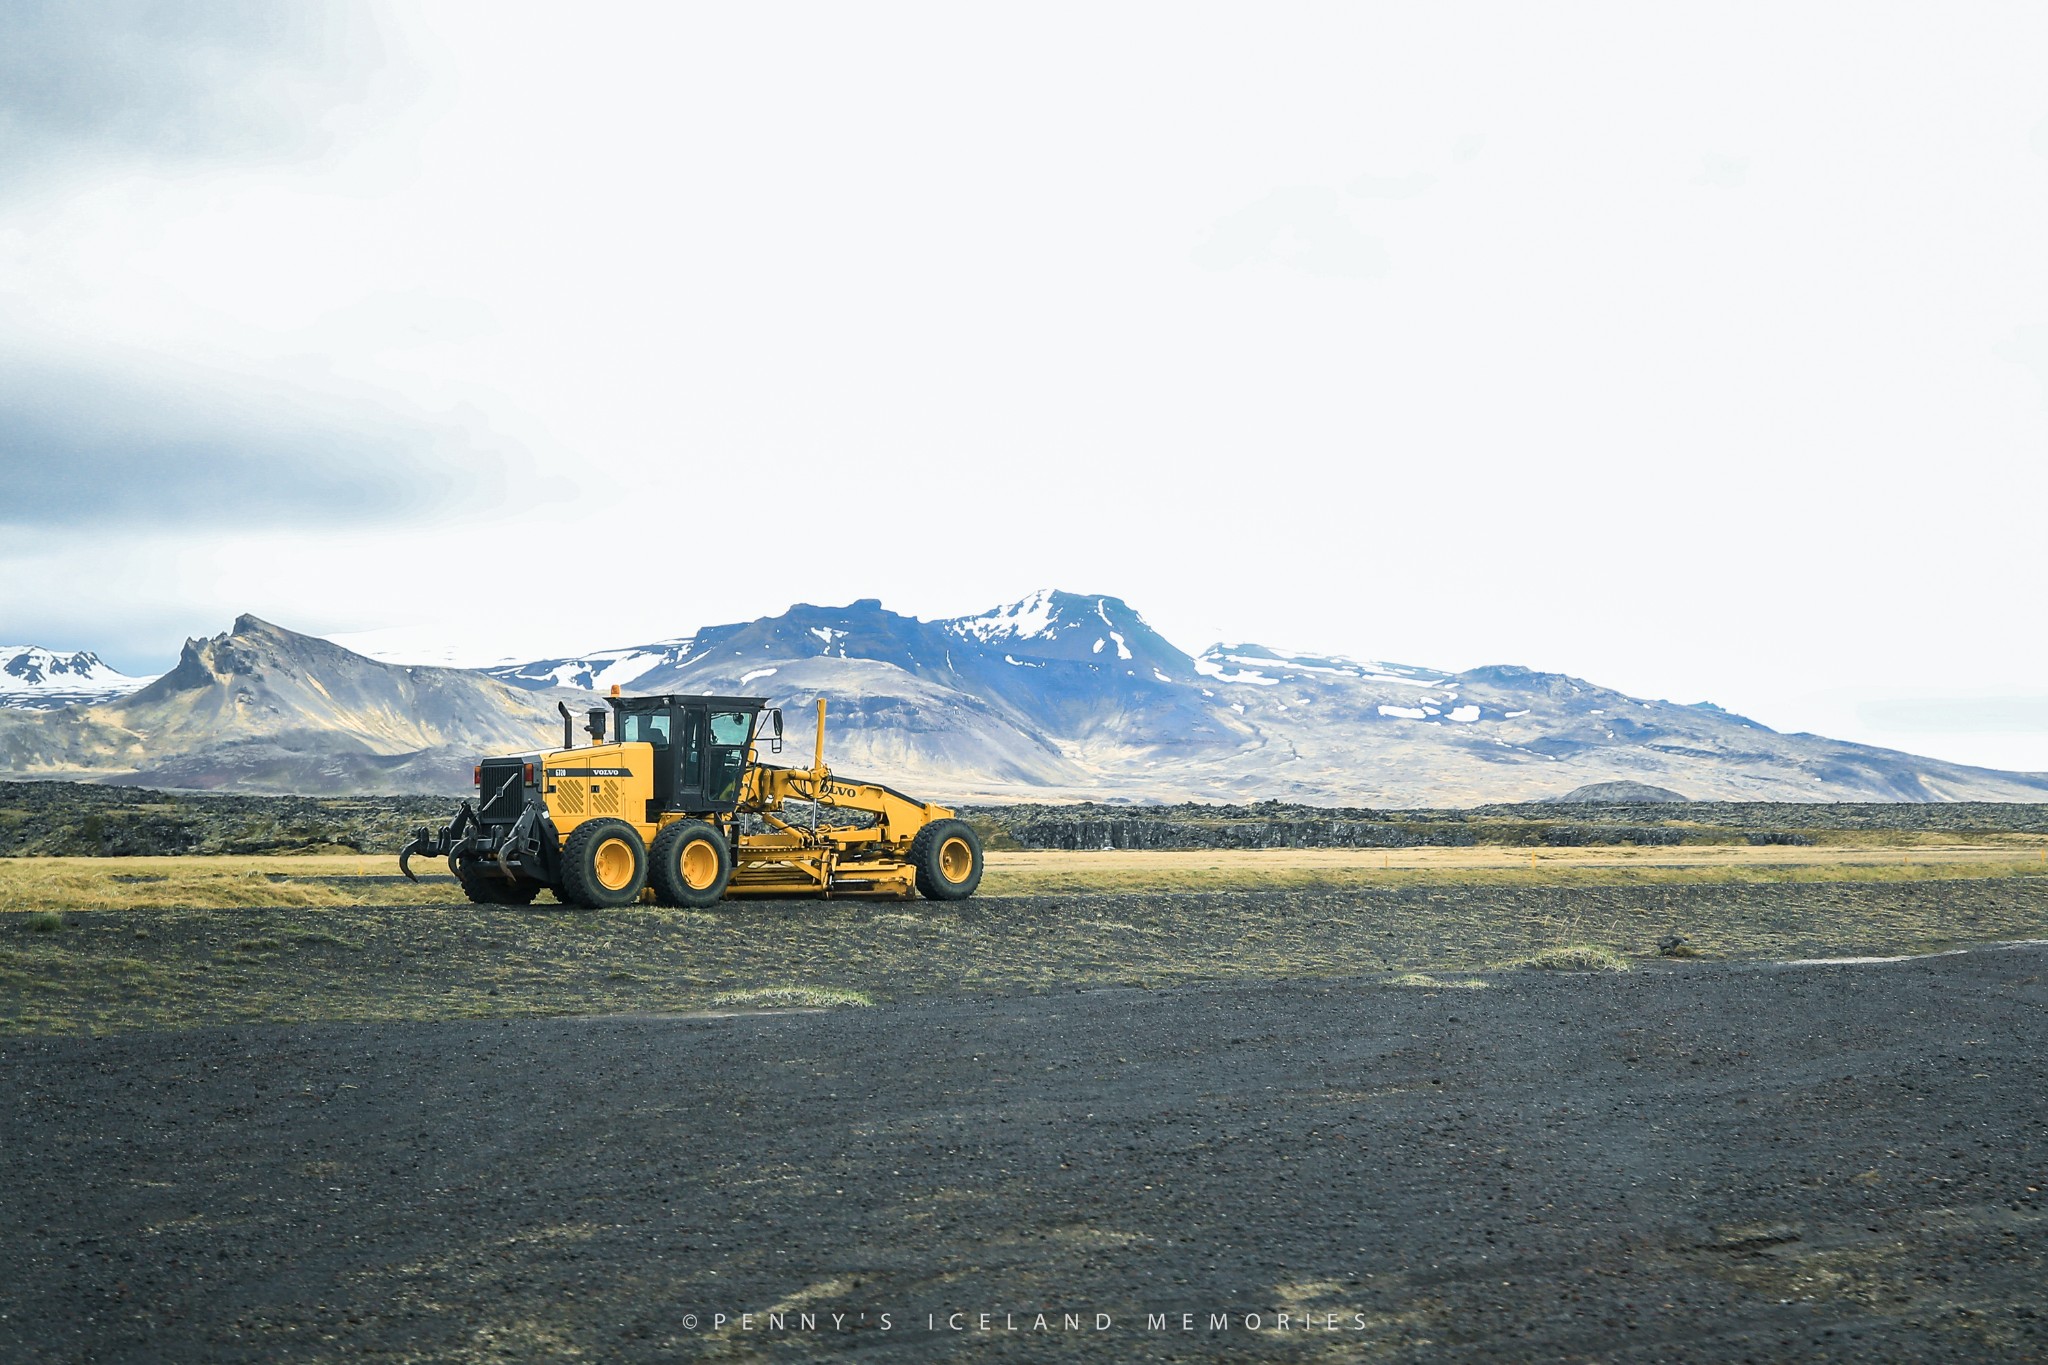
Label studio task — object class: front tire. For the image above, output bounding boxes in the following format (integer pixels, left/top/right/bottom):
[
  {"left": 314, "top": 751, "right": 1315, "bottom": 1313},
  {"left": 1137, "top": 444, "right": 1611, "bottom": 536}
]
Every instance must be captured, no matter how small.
[
  {"left": 910, "top": 819, "right": 983, "bottom": 901},
  {"left": 649, "top": 820, "right": 732, "bottom": 908},
  {"left": 454, "top": 858, "right": 544, "bottom": 905},
  {"left": 560, "top": 819, "right": 648, "bottom": 909}
]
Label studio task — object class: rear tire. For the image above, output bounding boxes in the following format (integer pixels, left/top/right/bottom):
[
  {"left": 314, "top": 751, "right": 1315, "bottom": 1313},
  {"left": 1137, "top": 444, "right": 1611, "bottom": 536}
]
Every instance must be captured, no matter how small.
[
  {"left": 560, "top": 819, "right": 648, "bottom": 909},
  {"left": 910, "top": 819, "right": 983, "bottom": 901},
  {"left": 649, "top": 821, "right": 732, "bottom": 908},
  {"left": 454, "top": 858, "right": 543, "bottom": 905}
]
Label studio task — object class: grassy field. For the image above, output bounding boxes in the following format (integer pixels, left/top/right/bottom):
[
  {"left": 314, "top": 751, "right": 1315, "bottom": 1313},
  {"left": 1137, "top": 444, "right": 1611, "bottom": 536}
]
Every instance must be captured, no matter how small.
[
  {"left": 3, "top": 847, "right": 2046, "bottom": 1037},
  {"left": 6, "top": 843, "right": 2048, "bottom": 911},
  {"left": 985, "top": 843, "right": 2048, "bottom": 889}
]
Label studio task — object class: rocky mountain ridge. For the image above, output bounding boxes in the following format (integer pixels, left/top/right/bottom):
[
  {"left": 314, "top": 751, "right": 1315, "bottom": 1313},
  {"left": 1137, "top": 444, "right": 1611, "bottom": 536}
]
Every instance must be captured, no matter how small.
[
  {"left": 4, "top": 594, "right": 2046, "bottom": 802},
  {"left": 0, "top": 616, "right": 589, "bottom": 793},
  {"left": 467, "top": 590, "right": 2048, "bottom": 805}
]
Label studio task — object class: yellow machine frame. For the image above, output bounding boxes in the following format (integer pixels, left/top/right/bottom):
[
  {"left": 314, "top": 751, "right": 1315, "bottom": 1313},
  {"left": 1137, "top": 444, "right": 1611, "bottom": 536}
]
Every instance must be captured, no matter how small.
[
  {"left": 544, "top": 699, "right": 957, "bottom": 900},
  {"left": 403, "top": 692, "right": 982, "bottom": 906},
  {"left": 724, "top": 699, "right": 958, "bottom": 898}
]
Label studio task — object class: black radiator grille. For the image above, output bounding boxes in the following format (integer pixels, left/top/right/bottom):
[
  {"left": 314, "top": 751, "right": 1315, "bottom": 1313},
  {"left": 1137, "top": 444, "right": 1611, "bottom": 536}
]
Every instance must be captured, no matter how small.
[{"left": 478, "top": 760, "right": 527, "bottom": 822}]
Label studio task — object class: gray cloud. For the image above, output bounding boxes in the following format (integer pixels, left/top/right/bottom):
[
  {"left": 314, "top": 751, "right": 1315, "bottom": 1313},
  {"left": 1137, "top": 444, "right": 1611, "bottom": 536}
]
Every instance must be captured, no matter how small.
[
  {"left": 0, "top": 352, "right": 504, "bottom": 530},
  {"left": 0, "top": 4, "right": 460, "bottom": 535},
  {"left": 0, "top": 1, "right": 405, "bottom": 176}
]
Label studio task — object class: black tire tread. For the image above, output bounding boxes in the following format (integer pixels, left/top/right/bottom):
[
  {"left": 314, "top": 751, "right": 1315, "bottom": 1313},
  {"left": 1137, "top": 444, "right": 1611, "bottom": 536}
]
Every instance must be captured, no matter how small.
[
  {"left": 559, "top": 819, "right": 648, "bottom": 909},
  {"left": 649, "top": 821, "right": 732, "bottom": 908},
  {"left": 910, "top": 818, "right": 983, "bottom": 901},
  {"left": 455, "top": 860, "right": 543, "bottom": 905}
]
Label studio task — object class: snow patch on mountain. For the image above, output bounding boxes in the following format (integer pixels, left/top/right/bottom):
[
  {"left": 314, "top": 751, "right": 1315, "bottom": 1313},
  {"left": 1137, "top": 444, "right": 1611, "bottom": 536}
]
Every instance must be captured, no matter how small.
[
  {"left": 948, "top": 589, "right": 1062, "bottom": 644},
  {"left": 488, "top": 638, "right": 698, "bottom": 693},
  {"left": 1197, "top": 643, "right": 1441, "bottom": 689},
  {"left": 0, "top": 647, "right": 154, "bottom": 710}
]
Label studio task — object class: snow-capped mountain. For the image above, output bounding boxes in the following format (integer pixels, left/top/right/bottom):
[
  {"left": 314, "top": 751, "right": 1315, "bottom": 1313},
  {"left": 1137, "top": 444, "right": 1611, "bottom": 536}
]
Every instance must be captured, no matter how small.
[
  {"left": 6, "top": 594, "right": 2048, "bottom": 801},
  {"left": 477, "top": 591, "right": 2048, "bottom": 805},
  {"left": 0, "top": 646, "right": 153, "bottom": 711}
]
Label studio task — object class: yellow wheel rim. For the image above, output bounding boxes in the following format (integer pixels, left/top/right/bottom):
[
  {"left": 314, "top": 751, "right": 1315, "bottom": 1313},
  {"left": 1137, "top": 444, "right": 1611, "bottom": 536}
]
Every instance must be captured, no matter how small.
[
  {"left": 681, "top": 839, "right": 719, "bottom": 891},
  {"left": 594, "top": 837, "right": 635, "bottom": 891},
  {"left": 939, "top": 836, "right": 974, "bottom": 884}
]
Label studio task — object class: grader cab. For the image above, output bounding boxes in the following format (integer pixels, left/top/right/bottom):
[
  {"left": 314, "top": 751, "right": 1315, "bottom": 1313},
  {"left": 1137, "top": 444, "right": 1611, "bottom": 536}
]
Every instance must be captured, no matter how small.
[{"left": 399, "top": 692, "right": 983, "bottom": 909}]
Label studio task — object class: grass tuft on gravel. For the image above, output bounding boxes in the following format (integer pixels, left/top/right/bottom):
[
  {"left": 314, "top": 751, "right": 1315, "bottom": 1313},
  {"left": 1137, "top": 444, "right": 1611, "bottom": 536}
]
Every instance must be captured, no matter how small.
[
  {"left": 707, "top": 986, "right": 875, "bottom": 1010},
  {"left": 1390, "top": 972, "right": 1489, "bottom": 989},
  {"left": 1519, "top": 945, "right": 1631, "bottom": 973},
  {"left": 23, "top": 910, "right": 62, "bottom": 933}
]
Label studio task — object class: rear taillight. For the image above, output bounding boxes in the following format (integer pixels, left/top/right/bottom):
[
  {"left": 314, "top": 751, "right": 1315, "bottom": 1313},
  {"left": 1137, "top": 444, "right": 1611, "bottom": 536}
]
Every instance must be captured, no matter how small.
[
  {"left": 473, "top": 765, "right": 481, "bottom": 785},
  {"left": 525, "top": 762, "right": 535, "bottom": 784}
]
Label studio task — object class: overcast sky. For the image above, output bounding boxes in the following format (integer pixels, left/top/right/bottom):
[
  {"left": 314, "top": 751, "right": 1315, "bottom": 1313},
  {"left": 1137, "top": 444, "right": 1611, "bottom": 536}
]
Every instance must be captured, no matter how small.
[{"left": 3, "top": 2, "right": 2047, "bottom": 771}]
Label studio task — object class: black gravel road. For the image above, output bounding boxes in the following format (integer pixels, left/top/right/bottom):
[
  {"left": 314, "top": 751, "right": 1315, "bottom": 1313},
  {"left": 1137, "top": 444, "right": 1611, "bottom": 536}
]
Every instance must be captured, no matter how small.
[{"left": 4, "top": 946, "right": 2045, "bottom": 1363}]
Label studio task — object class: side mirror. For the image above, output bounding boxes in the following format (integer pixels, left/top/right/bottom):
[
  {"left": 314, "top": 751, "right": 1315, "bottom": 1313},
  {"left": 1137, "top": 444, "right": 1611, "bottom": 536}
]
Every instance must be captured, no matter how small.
[
  {"left": 585, "top": 709, "right": 608, "bottom": 743},
  {"left": 769, "top": 707, "right": 784, "bottom": 754}
]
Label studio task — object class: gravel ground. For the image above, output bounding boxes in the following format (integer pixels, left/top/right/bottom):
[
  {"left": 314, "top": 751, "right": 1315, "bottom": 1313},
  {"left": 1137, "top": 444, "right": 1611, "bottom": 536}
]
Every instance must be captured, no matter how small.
[{"left": 3, "top": 945, "right": 2045, "bottom": 1362}]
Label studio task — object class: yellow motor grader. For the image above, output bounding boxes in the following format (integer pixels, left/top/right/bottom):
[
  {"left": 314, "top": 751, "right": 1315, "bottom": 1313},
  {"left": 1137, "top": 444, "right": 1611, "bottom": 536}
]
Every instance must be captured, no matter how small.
[{"left": 399, "top": 692, "right": 983, "bottom": 908}]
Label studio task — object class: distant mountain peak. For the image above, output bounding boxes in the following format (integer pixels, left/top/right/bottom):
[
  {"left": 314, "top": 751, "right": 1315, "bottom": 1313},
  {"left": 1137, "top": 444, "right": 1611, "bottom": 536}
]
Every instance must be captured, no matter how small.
[
  {"left": 941, "top": 591, "right": 1175, "bottom": 672},
  {"left": 945, "top": 588, "right": 1065, "bottom": 643},
  {"left": 0, "top": 645, "right": 152, "bottom": 711}
]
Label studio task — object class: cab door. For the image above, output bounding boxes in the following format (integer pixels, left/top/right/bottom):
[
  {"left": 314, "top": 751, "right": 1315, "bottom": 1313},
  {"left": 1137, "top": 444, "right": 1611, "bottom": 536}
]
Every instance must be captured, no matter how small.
[
  {"left": 703, "top": 708, "right": 754, "bottom": 810},
  {"left": 673, "top": 707, "right": 707, "bottom": 811}
]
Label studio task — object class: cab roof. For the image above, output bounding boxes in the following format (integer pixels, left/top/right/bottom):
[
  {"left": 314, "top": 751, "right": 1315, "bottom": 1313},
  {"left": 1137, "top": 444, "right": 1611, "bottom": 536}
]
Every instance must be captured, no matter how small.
[{"left": 608, "top": 694, "right": 771, "bottom": 710}]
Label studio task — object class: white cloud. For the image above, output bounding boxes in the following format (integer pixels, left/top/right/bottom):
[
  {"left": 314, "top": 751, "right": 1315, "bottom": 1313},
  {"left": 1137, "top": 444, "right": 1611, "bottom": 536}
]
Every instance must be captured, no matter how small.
[{"left": 4, "top": 3, "right": 2048, "bottom": 772}]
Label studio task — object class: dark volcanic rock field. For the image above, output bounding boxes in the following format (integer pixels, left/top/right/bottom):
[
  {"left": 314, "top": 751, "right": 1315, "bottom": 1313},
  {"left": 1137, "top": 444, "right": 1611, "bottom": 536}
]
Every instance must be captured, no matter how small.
[
  {"left": 3, "top": 945, "right": 2045, "bottom": 1362},
  {"left": 0, "top": 782, "right": 453, "bottom": 857},
  {"left": 974, "top": 799, "right": 2048, "bottom": 851},
  {"left": 8, "top": 780, "right": 2048, "bottom": 857}
]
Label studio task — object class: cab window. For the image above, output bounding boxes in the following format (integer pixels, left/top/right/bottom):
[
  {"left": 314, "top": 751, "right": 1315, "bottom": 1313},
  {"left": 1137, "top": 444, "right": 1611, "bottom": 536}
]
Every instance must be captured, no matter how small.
[
  {"left": 620, "top": 712, "right": 671, "bottom": 746},
  {"left": 709, "top": 711, "right": 752, "bottom": 746},
  {"left": 680, "top": 712, "right": 702, "bottom": 788}
]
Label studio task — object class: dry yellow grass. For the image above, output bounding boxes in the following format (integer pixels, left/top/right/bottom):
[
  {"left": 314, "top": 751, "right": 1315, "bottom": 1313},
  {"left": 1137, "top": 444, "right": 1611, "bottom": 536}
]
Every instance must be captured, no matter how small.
[
  {"left": 0, "top": 855, "right": 444, "bottom": 912},
  {"left": 980, "top": 844, "right": 2048, "bottom": 894},
  {"left": 2, "top": 844, "right": 2042, "bottom": 915}
]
